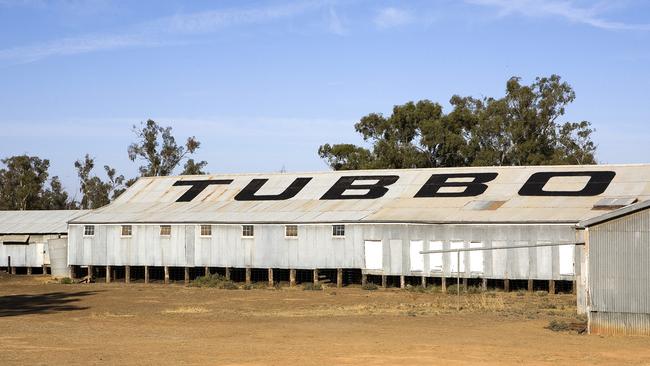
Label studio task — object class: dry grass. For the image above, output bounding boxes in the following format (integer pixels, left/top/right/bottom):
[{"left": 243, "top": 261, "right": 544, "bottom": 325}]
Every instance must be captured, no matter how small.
[
  {"left": 162, "top": 306, "right": 210, "bottom": 314},
  {"left": 90, "top": 312, "right": 135, "bottom": 319}
]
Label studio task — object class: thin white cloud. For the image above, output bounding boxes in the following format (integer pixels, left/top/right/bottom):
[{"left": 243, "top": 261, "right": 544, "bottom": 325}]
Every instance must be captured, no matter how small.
[
  {"left": 373, "top": 7, "right": 414, "bottom": 29},
  {"left": 0, "top": 1, "right": 329, "bottom": 64},
  {"left": 326, "top": 7, "right": 347, "bottom": 35},
  {"left": 468, "top": 0, "right": 650, "bottom": 31}
]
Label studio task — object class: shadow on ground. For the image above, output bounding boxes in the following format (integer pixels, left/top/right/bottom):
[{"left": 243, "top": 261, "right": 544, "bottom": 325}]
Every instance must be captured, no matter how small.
[{"left": 0, "top": 291, "right": 98, "bottom": 317}]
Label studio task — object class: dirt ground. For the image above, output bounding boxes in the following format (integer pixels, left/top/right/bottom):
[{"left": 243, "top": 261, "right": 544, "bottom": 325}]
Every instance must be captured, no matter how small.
[{"left": 1, "top": 274, "right": 650, "bottom": 365}]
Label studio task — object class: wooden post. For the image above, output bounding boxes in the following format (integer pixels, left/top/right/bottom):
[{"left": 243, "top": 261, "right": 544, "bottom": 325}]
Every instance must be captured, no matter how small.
[
  {"left": 504, "top": 278, "right": 510, "bottom": 292},
  {"left": 361, "top": 273, "right": 368, "bottom": 286},
  {"left": 528, "top": 279, "right": 534, "bottom": 292},
  {"left": 421, "top": 276, "right": 427, "bottom": 288},
  {"left": 42, "top": 265, "right": 48, "bottom": 275},
  {"left": 68, "top": 265, "right": 74, "bottom": 279},
  {"left": 337, "top": 268, "right": 343, "bottom": 288},
  {"left": 572, "top": 280, "right": 577, "bottom": 295},
  {"left": 289, "top": 269, "right": 296, "bottom": 287},
  {"left": 481, "top": 278, "right": 487, "bottom": 291},
  {"left": 381, "top": 275, "right": 387, "bottom": 288},
  {"left": 7, "top": 256, "right": 11, "bottom": 274},
  {"left": 204, "top": 266, "right": 210, "bottom": 277},
  {"left": 462, "top": 277, "right": 468, "bottom": 292},
  {"left": 26, "top": 267, "right": 32, "bottom": 275},
  {"left": 164, "top": 266, "right": 170, "bottom": 284},
  {"left": 268, "top": 268, "right": 274, "bottom": 287},
  {"left": 125, "top": 266, "right": 131, "bottom": 284},
  {"left": 87, "top": 265, "right": 93, "bottom": 280},
  {"left": 400, "top": 275, "right": 406, "bottom": 289},
  {"left": 441, "top": 277, "right": 447, "bottom": 293},
  {"left": 105, "top": 265, "right": 111, "bottom": 283},
  {"left": 225, "top": 267, "right": 231, "bottom": 281},
  {"left": 184, "top": 267, "right": 190, "bottom": 285},
  {"left": 549, "top": 279, "right": 555, "bottom": 295},
  {"left": 144, "top": 266, "right": 149, "bottom": 284},
  {"left": 245, "top": 267, "right": 251, "bottom": 285},
  {"left": 313, "top": 269, "right": 319, "bottom": 285}
]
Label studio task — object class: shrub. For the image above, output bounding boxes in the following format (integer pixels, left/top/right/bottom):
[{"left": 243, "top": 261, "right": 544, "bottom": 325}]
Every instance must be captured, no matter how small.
[
  {"left": 546, "top": 319, "right": 571, "bottom": 332},
  {"left": 516, "top": 290, "right": 526, "bottom": 297},
  {"left": 59, "top": 277, "right": 73, "bottom": 284},
  {"left": 190, "top": 274, "right": 237, "bottom": 289},
  {"left": 446, "top": 284, "right": 462, "bottom": 294},
  {"left": 362, "top": 283, "right": 379, "bottom": 291},
  {"left": 535, "top": 290, "right": 548, "bottom": 297},
  {"left": 405, "top": 285, "right": 426, "bottom": 293},
  {"left": 302, "top": 283, "right": 323, "bottom": 291}
]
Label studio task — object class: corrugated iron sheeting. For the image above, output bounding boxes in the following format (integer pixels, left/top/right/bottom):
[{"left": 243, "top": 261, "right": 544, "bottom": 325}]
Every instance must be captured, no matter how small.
[
  {"left": 0, "top": 210, "right": 88, "bottom": 234},
  {"left": 590, "top": 312, "right": 650, "bottom": 336},
  {"left": 588, "top": 208, "right": 650, "bottom": 335},
  {"left": 70, "top": 164, "right": 650, "bottom": 224}
]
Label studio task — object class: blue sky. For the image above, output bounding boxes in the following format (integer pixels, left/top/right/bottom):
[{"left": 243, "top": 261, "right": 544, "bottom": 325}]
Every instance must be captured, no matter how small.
[{"left": 1, "top": 0, "right": 649, "bottom": 197}]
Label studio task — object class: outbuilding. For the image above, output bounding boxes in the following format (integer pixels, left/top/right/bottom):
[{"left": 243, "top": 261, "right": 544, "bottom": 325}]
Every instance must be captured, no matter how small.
[
  {"left": 580, "top": 200, "right": 650, "bottom": 335},
  {"left": 0, "top": 210, "right": 87, "bottom": 274},
  {"left": 67, "top": 164, "right": 650, "bottom": 291}
]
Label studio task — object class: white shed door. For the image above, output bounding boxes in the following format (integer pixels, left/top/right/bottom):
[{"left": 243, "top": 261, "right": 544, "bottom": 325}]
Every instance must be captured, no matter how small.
[
  {"left": 429, "top": 241, "right": 443, "bottom": 272},
  {"left": 364, "top": 240, "right": 383, "bottom": 270},
  {"left": 449, "top": 241, "right": 465, "bottom": 273},
  {"left": 409, "top": 240, "right": 424, "bottom": 272},
  {"left": 469, "top": 242, "right": 484, "bottom": 273},
  {"left": 559, "top": 244, "right": 575, "bottom": 275}
]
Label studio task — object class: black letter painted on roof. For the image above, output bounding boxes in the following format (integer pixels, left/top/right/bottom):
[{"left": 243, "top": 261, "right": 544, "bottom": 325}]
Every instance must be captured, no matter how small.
[
  {"left": 518, "top": 171, "right": 615, "bottom": 196},
  {"left": 320, "top": 175, "right": 399, "bottom": 200},
  {"left": 414, "top": 173, "right": 498, "bottom": 197},
  {"left": 234, "top": 178, "right": 312, "bottom": 201},
  {"left": 173, "top": 179, "right": 233, "bottom": 202}
]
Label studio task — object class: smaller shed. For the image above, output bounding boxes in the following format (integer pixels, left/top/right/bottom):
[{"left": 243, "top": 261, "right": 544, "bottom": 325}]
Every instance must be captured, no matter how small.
[
  {"left": 0, "top": 210, "right": 87, "bottom": 272},
  {"left": 580, "top": 200, "right": 650, "bottom": 335}
]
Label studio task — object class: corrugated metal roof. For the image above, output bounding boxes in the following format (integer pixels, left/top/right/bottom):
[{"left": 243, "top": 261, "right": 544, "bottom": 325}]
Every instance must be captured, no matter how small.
[
  {"left": 0, "top": 210, "right": 88, "bottom": 234},
  {"left": 579, "top": 199, "right": 650, "bottom": 227},
  {"left": 70, "top": 164, "right": 650, "bottom": 225}
]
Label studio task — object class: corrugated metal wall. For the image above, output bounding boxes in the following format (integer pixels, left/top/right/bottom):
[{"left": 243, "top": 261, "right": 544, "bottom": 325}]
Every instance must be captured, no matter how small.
[
  {"left": 0, "top": 234, "right": 59, "bottom": 266},
  {"left": 68, "top": 223, "right": 578, "bottom": 280},
  {"left": 588, "top": 208, "right": 650, "bottom": 335}
]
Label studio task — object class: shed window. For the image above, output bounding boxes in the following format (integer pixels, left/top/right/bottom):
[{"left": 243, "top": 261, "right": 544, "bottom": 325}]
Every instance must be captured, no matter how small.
[
  {"left": 84, "top": 225, "right": 95, "bottom": 236},
  {"left": 121, "top": 225, "right": 132, "bottom": 237},
  {"left": 332, "top": 225, "right": 345, "bottom": 237},
  {"left": 242, "top": 225, "right": 254, "bottom": 237},
  {"left": 285, "top": 225, "right": 298, "bottom": 237},
  {"left": 160, "top": 225, "right": 171, "bottom": 236},
  {"left": 200, "top": 225, "right": 212, "bottom": 237}
]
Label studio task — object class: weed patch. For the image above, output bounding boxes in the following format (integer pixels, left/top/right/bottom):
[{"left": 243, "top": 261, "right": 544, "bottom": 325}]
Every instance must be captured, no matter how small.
[{"left": 190, "top": 274, "right": 237, "bottom": 289}]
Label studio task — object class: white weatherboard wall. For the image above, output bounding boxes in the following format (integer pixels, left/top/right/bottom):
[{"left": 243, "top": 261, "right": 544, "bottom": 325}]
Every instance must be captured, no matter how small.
[
  {"left": 68, "top": 223, "right": 580, "bottom": 280},
  {"left": 0, "top": 234, "right": 62, "bottom": 267},
  {"left": 0, "top": 243, "right": 45, "bottom": 267}
]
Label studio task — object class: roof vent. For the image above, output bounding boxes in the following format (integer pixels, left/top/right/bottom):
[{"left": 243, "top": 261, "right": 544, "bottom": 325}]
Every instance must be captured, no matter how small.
[
  {"left": 463, "top": 200, "right": 506, "bottom": 211},
  {"left": 592, "top": 197, "right": 638, "bottom": 210}
]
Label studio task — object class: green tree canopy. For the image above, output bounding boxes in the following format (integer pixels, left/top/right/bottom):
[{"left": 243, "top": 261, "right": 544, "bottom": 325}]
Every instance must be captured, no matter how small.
[
  {"left": 0, "top": 155, "right": 74, "bottom": 210},
  {"left": 128, "top": 119, "right": 208, "bottom": 177},
  {"left": 319, "top": 75, "right": 596, "bottom": 170},
  {"left": 75, "top": 154, "right": 125, "bottom": 209}
]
